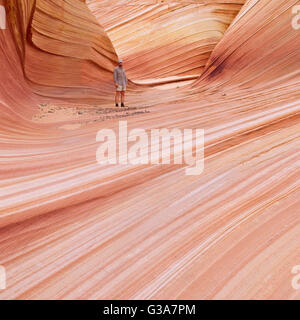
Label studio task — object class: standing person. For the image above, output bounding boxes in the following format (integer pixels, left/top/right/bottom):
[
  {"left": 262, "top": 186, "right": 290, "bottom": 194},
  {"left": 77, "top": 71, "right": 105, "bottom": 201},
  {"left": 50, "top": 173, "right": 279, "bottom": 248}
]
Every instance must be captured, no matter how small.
[{"left": 113, "top": 59, "right": 128, "bottom": 107}]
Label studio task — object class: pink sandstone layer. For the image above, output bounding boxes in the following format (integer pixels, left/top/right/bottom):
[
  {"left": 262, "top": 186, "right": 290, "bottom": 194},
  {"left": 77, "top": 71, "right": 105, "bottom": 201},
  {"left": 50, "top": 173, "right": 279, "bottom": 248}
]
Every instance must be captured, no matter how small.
[{"left": 0, "top": 0, "right": 299, "bottom": 299}]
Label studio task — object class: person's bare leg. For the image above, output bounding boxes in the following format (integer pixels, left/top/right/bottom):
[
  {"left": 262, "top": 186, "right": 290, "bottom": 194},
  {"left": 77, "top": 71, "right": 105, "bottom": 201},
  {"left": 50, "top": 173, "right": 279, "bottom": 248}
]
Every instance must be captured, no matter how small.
[
  {"left": 121, "top": 91, "right": 125, "bottom": 107},
  {"left": 115, "top": 91, "right": 120, "bottom": 106}
]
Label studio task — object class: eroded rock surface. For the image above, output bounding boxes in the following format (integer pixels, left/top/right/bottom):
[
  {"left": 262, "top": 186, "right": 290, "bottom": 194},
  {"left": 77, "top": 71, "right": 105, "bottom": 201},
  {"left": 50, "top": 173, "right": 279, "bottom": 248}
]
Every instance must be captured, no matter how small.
[{"left": 0, "top": 0, "right": 299, "bottom": 300}]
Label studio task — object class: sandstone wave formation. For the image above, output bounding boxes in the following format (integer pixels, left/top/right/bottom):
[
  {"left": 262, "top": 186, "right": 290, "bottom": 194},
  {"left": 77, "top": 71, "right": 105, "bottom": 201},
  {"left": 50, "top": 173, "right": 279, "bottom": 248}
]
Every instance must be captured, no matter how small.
[{"left": 0, "top": 0, "right": 299, "bottom": 299}]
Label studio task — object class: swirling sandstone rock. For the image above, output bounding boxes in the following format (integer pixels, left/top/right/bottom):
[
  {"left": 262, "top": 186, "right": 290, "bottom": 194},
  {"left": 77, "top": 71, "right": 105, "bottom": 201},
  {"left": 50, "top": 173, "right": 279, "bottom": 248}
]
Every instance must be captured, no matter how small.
[
  {"left": 0, "top": 0, "right": 299, "bottom": 300},
  {"left": 87, "top": 0, "right": 246, "bottom": 80},
  {"left": 6, "top": 0, "right": 118, "bottom": 101}
]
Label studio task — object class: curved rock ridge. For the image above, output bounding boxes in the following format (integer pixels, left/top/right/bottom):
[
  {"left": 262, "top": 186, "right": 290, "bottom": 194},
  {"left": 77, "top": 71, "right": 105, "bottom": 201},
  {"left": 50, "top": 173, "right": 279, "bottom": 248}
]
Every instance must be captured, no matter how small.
[
  {"left": 195, "top": 0, "right": 300, "bottom": 92},
  {"left": 6, "top": 0, "right": 118, "bottom": 101},
  {"left": 0, "top": 0, "right": 299, "bottom": 300},
  {"left": 87, "top": 0, "right": 246, "bottom": 80}
]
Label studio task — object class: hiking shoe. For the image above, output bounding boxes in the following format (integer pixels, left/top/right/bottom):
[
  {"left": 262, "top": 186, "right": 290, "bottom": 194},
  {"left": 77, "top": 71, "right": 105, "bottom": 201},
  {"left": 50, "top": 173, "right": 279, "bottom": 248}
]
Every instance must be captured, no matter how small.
[
  {"left": 115, "top": 103, "right": 119, "bottom": 107},
  {"left": 121, "top": 103, "right": 126, "bottom": 107}
]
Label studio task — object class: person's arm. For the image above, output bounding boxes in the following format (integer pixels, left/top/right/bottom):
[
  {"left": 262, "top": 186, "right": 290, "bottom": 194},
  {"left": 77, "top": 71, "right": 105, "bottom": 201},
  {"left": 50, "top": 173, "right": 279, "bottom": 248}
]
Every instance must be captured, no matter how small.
[{"left": 113, "top": 69, "right": 118, "bottom": 87}]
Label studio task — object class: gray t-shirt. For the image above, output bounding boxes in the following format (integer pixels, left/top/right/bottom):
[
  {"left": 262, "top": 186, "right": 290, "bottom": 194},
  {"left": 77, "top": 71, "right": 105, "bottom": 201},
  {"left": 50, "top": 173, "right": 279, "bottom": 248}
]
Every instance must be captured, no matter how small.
[{"left": 113, "top": 66, "right": 128, "bottom": 86}]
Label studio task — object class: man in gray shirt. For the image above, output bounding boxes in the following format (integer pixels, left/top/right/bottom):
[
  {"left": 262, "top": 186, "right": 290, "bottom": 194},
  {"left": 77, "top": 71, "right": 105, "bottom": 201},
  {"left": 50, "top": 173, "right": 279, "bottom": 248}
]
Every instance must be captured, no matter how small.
[{"left": 113, "top": 59, "right": 128, "bottom": 107}]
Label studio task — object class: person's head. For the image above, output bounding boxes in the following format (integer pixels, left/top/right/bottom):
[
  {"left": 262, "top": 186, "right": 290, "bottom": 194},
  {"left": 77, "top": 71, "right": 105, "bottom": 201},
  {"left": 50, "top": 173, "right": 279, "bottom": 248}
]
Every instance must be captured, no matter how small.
[{"left": 118, "top": 59, "right": 123, "bottom": 68}]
